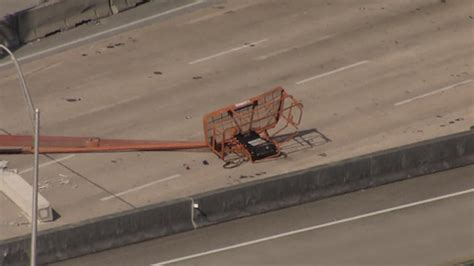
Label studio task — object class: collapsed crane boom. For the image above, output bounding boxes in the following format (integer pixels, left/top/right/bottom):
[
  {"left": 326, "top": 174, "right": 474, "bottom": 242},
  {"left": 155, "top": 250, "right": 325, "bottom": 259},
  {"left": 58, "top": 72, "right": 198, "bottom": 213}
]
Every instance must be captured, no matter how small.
[
  {"left": 0, "top": 135, "right": 207, "bottom": 154},
  {"left": 0, "top": 87, "right": 303, "bottom": 163}
]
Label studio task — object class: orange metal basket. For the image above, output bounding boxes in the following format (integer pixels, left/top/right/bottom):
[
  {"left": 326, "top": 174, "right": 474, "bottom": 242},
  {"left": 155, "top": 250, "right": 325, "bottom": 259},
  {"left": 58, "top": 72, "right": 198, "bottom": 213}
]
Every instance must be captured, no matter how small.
[{"left": 203, "top": 87, "right": 303, "bottom": 162}]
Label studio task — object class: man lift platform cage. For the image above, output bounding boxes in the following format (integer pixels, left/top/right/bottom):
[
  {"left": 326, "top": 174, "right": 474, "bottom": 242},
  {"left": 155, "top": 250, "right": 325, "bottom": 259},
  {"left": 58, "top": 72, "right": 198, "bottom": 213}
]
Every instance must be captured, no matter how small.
[
  {"left": 203, "top": 87, "right": 303, "bottom": 163},
  {"left": 0, "top": 87, "right": 303, "bottom": 164}
]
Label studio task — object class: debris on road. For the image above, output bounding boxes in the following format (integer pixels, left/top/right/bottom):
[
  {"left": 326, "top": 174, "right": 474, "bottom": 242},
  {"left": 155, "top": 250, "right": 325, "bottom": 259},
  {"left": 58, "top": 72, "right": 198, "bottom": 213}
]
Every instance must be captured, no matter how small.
[
  {"left": 183, "top": 163, "right": 190, "bottom": 170},
  {"left": 59, "top": 179, "right": 70, "bottom": 185},
  {"left": 65, "top": 97, "right": 81, "bottom": 102}
]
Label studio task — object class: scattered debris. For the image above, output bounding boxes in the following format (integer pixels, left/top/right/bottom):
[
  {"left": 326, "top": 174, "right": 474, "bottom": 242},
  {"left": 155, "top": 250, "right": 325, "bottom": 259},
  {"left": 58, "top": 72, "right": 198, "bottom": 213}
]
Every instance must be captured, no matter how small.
[
  {"left": 183, "top": 163, "right": 190, "bottom": 170},
  {"left": 65, "top": 97, "right": 81, "bottom": 102},
  {"left": 8, "top": 221, "right": 29, "bottom": 227},
  {"left": 202, "top": 160, "right": 209, "bottom": 165}
]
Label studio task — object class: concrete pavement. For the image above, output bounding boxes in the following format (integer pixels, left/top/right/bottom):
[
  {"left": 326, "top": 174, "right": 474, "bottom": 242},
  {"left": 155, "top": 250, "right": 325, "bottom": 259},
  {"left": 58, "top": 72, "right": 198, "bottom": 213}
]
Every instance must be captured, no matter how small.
[
  {"left": 52, "top": 165, "right": 474, "bottom": 266},
  {"left": 0, "top": 0, "right": 473, "bottom": 241}
]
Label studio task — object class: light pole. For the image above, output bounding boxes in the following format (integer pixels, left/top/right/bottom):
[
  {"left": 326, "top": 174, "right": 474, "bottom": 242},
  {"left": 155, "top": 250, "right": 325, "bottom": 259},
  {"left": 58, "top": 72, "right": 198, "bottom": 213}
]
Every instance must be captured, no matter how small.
[
  {"left": 0, "top": 44, "right": 40, "bottom": 266},
  {"left": 0, "top": 45, "right": 35, "bottom": 126}
]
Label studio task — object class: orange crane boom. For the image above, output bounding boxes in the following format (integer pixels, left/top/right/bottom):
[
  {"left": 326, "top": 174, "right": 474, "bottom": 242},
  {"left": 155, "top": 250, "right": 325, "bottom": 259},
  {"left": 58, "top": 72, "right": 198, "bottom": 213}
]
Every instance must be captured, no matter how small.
[
  {"left": 0, "top": 87, "right": 303, "bottom": 163},
  {"left": 0, "top": 135, "right": 207, "bottom": 154}
]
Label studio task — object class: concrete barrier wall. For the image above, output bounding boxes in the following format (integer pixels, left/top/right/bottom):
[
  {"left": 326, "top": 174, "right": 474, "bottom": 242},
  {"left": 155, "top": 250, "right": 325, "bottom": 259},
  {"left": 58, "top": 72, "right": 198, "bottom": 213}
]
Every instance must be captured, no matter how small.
[
  {"left": 1, "top": 130, "right": 473, "bottom": 265},
  {"left": 1, "top": 0, "right": 149, "bottom": 45},
  {"left": 0, "top": 15, "right": 20, "bottom": 51},
  {"left": 110, "top": 0, "right": 148, "bottom": 14},
  {"left": 192, "top": 130, "right": 474, "bottom": 226},
  {"left": 17, "top": 0, "right": 113, "bottom": 43},
  {"left": 0, "top": 198, "right": 193, "bottom": 265}
]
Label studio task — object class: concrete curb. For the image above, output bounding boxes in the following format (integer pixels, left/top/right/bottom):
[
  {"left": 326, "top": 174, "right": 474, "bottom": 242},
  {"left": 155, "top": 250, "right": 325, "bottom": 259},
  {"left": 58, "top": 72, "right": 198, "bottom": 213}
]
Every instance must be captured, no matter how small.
[{"left": 1, "top": 130, "right": 473, "bottom": 265}]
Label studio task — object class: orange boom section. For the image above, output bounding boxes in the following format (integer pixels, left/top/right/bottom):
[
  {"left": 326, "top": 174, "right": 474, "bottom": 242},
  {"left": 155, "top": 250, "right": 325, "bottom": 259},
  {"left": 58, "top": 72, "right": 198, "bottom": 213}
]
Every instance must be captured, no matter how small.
[{"left": 0, "top": 135, "right": 207, "bottom": 154}]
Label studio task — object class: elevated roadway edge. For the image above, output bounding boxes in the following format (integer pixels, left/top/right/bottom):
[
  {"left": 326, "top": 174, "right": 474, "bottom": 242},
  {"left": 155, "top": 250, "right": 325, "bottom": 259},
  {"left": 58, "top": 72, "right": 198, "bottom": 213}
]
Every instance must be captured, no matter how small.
[{"left": 0, "top": 130, "right": 473, "bottom": 265}]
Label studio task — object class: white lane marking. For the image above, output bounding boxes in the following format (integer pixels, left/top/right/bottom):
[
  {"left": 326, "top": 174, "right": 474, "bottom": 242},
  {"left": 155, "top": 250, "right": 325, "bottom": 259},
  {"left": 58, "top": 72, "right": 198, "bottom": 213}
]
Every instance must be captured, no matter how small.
[
  {"left": 19, "top": 154, "right": 76, "bottom": 174},
  {"left": 255, "top": 35, "right": 333, "bottom": 61},
  {"left": 394, "top": 79, "right": 473, "bottom": 106},
  {"left": 188, "top": 39, "right": 269, "bottom": 64},
  {"left": 295, "top": 60, "right": 369, "bottom": 85},
  {"left": 77, "top": 95, "right": 142, "bottom": 118},
  {"left": 179, "top": 3, "right": 254, "bottom": 26},
  {"left": 0, "top": 0, "right": 206, "bottom": 68},
  {"left": 101, "top": 174, "right": 181, "bottom": 201},
  {"left": 180, "top": 11, "right": 224, "bottom": 25},
  {"left": 153, "top": 188, "right": 474, "bottom": 265}
]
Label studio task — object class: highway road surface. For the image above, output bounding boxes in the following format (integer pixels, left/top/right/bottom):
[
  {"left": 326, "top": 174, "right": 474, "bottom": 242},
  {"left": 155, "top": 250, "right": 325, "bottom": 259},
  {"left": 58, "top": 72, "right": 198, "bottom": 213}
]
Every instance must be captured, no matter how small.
[
  {"left": 52, "top": 165, "right": 474, "bottom": 265},
  {"left": 0, "top": 0, "right": 473, "bottom": 242}
]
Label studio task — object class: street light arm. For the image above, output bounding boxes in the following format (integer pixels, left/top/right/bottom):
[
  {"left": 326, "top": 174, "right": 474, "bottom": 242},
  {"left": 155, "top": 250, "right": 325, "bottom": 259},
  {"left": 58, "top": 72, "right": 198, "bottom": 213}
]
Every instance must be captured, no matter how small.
[{"left": 0, "top": 44, "right": 36, "bottom": 129}]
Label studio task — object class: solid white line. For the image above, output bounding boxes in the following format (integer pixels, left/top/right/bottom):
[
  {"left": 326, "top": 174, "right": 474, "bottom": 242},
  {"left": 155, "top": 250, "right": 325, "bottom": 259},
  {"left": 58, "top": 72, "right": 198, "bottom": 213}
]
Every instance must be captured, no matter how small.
[
  {"left": 101, "top": 174, "right": 181, "bottom": 201},
  {"left": 153, "top": 188, "right": 474, "bottom": 265},
  {"left": 255, "top": 35, "right": 333, "bottom": 61},
  {"left": 79, "top": 95, "right": 142, "bottom": 117},
  {"left": 394, "top": 79, "right": 473, "bottom": 106},
  {"left": 0, "top": 0, "right": 205, "bottom": 68},
  {"left": 19, "top": 154, "right": 76, "bottom": 174},
  {"left": 295, "top": 60, "right": 369, "bottom": 85},
  {"left": 188, "top": 39, "right": 268, "bottom": 64}
]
